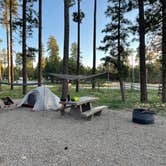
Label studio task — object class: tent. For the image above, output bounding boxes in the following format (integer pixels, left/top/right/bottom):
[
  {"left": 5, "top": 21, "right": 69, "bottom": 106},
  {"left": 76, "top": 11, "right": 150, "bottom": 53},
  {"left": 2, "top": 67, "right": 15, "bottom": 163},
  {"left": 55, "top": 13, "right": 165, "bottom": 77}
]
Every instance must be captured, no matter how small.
[{"left": 18, "top": 86, "right": 62, "bottom": 111}]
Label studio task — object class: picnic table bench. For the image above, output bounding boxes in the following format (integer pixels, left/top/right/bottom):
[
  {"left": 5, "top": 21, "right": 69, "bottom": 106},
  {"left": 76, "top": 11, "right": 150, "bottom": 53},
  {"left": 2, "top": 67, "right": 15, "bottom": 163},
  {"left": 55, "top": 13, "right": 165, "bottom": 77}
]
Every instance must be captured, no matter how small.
[
  {"left": 64, "top": 97, "right": 108, "bottom": 120},
  {"left": 81, "top": 105, "right": 108, "bottom": 119}
]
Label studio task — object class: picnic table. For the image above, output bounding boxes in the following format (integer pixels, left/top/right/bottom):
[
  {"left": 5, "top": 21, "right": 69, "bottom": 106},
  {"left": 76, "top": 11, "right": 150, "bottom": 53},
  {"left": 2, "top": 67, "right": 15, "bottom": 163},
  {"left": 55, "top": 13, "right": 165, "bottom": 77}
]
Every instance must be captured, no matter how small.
[{"left": 62, "top": 96, "right": 108, "bottom": 120}]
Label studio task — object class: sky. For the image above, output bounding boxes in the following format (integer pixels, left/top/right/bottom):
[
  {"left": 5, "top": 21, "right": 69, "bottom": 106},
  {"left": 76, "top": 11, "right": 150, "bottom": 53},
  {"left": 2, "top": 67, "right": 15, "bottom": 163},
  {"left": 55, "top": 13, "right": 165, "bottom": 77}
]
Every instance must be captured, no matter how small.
[
  {"left": 0, "top": 0, "right": 138, "bottom": 67},
  {"left": 42, "top": 0, "right": 108, "bottom": 67}
]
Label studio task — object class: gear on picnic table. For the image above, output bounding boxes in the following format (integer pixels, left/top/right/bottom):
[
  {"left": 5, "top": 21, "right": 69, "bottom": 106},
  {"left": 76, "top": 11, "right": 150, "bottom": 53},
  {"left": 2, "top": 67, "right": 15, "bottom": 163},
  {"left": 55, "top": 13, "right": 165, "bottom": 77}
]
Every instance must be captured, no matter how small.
[{"left": 72, "top": 96, "right": 79, "bottom": 102}]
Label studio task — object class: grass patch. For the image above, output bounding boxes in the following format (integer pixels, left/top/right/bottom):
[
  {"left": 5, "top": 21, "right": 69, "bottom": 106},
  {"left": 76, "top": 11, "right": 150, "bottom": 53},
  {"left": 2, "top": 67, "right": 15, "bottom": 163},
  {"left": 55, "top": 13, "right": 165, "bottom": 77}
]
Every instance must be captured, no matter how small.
[{"left": 0, "top": 84, "right": 165, "bottom": 112}]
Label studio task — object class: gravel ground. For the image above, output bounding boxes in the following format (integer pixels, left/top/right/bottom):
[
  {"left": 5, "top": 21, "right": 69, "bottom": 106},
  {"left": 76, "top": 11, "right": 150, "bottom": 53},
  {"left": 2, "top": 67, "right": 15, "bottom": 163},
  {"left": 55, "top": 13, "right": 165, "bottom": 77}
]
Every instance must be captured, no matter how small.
[{"left": 0, "top": 106, "right": 166, "bottom": 166}]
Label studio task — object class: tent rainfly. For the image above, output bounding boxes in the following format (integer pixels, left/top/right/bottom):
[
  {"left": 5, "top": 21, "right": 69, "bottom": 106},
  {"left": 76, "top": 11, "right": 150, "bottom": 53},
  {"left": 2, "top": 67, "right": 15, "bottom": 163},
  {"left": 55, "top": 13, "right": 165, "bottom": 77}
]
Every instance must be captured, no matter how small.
[{"left": 18, "top": 86, "right": 62, "bottom": 111}]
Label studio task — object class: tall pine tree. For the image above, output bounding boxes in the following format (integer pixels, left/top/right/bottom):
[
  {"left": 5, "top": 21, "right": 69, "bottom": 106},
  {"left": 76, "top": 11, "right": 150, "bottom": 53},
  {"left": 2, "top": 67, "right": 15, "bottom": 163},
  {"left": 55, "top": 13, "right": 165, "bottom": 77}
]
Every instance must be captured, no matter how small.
[
  {"left": 38, "top": 0, "right": 42, "bottom": 86},
  {"left": 62, "top": 0, "right": 75, "bottom": 101},
  {"left": 21, "top": 0, "right": 38, "bottom": 94},
  {"left": 2, "top": 0, "right": 18, "bottom": 85},
  {"left": 47, "top": 36, "right": 60, "bottom": 63},
  {"left": 161, "top": 0, "right": 166, "bottom": 102},
  {"left": 72, "top": 0, "right": 85, "bottom": 92},
  {"left": 22, "top": 0, "right": 27, "bottom": 94},
  {"left": 100, "top": 0, "right": 131, "bottom": 102},
  {"left": 138, "top": 0, "right": 147, "bottom": 102},
  {"left": 92, "top": 0, "right": 97, "bottom": 89}
]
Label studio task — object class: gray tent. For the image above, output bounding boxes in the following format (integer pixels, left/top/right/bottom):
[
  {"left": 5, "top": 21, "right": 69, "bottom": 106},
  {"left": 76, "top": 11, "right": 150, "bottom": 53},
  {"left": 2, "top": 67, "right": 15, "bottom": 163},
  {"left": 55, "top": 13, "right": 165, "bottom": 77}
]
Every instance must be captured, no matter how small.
[{"left": 18, "top": 86, "right": 62, "bottom": 111}]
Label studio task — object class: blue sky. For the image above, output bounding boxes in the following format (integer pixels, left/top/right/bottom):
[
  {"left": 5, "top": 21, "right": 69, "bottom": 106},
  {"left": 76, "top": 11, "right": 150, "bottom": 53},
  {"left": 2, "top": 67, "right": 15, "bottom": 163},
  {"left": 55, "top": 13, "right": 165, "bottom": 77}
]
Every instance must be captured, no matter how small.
[
  {"left": 42, "top": 0, "right": 108, "bottom": 67},
  {"left": 0, "top": 0, "right": 138, "bottom": 67}
]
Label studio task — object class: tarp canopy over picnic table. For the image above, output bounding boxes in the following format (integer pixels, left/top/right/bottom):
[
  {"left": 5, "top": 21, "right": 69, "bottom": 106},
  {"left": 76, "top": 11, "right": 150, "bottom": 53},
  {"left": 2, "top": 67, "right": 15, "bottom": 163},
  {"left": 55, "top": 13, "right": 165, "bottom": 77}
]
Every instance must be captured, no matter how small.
[{"left": 48, "top": 72, "right": 118, "bottom": 81}]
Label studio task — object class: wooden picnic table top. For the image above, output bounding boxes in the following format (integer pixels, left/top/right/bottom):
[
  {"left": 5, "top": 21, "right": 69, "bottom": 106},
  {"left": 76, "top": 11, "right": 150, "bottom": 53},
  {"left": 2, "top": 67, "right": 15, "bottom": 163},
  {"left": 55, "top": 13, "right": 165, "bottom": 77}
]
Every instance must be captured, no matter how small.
[{"left": 66, "top": 96, "right": 98, "bottom": 106}]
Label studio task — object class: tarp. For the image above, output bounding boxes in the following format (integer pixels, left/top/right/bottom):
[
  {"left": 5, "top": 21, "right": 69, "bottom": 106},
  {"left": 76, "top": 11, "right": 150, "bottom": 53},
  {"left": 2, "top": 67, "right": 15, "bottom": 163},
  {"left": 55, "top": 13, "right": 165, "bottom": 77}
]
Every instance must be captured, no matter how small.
[
  {"left": 49, "top": 72, "right": 108, "bottom": 81},
  {"left": 18, "top": 86, "right": 62, "bottom": 111}
]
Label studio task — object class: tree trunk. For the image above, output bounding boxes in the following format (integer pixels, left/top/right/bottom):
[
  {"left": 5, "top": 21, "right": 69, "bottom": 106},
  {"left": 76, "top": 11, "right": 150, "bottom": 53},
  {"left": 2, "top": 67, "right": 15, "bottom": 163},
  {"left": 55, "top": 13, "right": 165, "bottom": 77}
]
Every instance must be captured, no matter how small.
[
  {"left": 118, "top": 0, "right": 125, "bottom": 102},
  {"left": 119, "top": 77, "right": 125, "bottom": 101},
  {"left": 9, "top": 0, "right": 13, "bottom": 90},
  {"left": 62, "top": 0, "right": 69, "bottom": 99},
  {"left": 76, "top": 0, "right": 80, "bottom": 92},
  {"left": 38, "top": 0, "right": 42, "bottom": 86},
  {"left": 6, "top": 28, "right": 11, "bottom": 83},
  {"left": 161, "top": 0, "right": 166, "bottom": 102},
  {"left": 138, "top": 0, "right": 147, "bottom": 102},
  {"left": 22, "top": 0, "right": 27, "bottom": 94},
  {"left": 92, "top": 0, "right": 97, "bottom": 89},
  {"left": 5, "top": 2, "right": 11, "bottom": 84},
  {"left": 0, "top": 60, "right": 2, "bottom": 90}
]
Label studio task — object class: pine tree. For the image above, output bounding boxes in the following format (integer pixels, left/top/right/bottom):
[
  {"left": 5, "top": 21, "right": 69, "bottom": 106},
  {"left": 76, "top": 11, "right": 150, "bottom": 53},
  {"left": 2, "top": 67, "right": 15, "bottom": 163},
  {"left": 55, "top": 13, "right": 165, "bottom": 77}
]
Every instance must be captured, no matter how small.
[
  {"left": 61, "top": 0, "right": 75, "bottom": 100},
  {"left": 69, "top": 42, "right": 78, "bottom": 74},
  {"left": 145, "top": 0, "right": 161, "bottom": 36},
  {"left": 9, "top": 0, "right": 14, "bottom": 89},
  {"left": 72, "top": 0, "right": 85, "bottom": 92},
  {"left": 100, "top": 0, "right": 131, "bottom": 102},
  {"left": 22, "top": 0, "right": 27, "bottom": 94},
  {"left": 62, "top": 0, "right": 70, "bottom": 100},
  {"left": 47, "top": 36, "right": 60, "bottom": 63},
  {"left": 70, "top": 42, "right": 78, "bottom": 60},
  {"left": 21, "top": 0, "right": 38, "bottom": 94},
  {"left": 70, "top": 42, "right": 83, "bottom": 62},
  {"left": 92, "top": 0, "right": 97, "bottom": 89},
  {"left": 38, "top": 0, "right": 42, "bottom": 86},
  {"left": 161, "top": 0, "right": 166, "bottom": 102},
  {"left": 2, "top": 0, "right": 18, "bottom": 85},
  {"left": 127, "top": 0, "right": 150, "bottom": 102},
  {"left": 138, "top": 0, "right": 147, "bottom": 102}
]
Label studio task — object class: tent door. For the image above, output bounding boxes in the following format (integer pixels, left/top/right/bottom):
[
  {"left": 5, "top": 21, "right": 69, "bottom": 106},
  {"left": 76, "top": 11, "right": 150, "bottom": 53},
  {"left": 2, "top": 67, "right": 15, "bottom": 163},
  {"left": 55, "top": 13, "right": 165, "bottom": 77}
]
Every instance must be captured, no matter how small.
[{"left": 27, "top": 92, "right": 37, "bottom": 106}]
